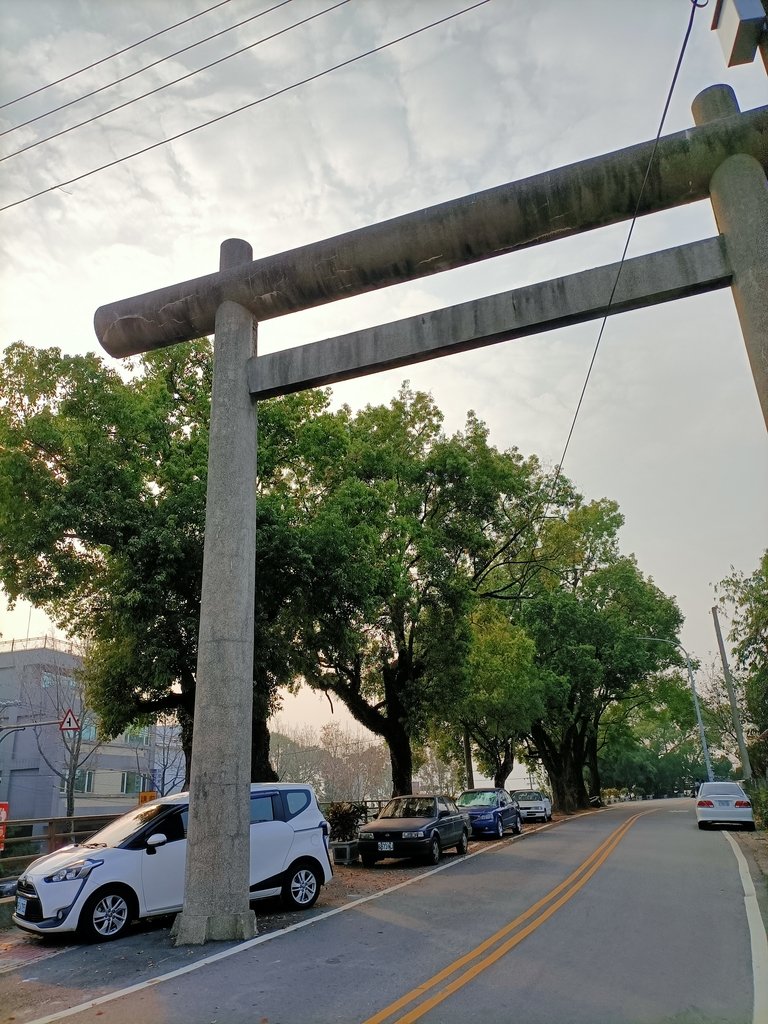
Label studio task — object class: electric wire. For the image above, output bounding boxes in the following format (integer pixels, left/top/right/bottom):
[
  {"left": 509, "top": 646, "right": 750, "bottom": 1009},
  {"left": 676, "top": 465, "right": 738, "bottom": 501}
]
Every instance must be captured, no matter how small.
[
  {"left": 476, "top": 0, "right": 709, "bottom": 599},
  {"left": 0, "top": 0, "right": 296, "bottom": 138},
  {"left": 1, "top": 0, "right": 346, "bottom": 164},
  {"left": 549, "top": 0, "right": 708, "bottom": 497},
  {"left": 0, "top": 0, "right": 493, "bottom": 214},
  {"left": 0, "top": 0, "right": 237, "bottom": 111}
]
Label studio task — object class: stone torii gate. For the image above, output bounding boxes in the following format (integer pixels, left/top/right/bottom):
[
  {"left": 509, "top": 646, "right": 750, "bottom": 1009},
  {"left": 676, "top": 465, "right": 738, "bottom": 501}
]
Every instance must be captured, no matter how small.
[{"left": 94, "top": 84, "right": 767, "bottom": 945}]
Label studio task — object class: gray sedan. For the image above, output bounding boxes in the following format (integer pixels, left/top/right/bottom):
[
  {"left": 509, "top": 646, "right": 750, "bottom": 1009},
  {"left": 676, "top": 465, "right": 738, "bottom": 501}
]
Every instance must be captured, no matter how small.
[{"left": 358, "top": 795, "right": 470, "bottom": 867}]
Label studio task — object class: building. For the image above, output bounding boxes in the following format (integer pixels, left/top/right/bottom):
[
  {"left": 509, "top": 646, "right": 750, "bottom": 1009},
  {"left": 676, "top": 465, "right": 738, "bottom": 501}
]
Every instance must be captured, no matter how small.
[{"left": 0, "top": 637, "right": 184, "bottom": 820}]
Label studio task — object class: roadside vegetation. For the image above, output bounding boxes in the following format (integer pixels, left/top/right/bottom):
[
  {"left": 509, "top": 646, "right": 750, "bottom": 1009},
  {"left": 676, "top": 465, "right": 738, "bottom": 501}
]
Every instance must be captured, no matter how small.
[{"left": 0, "top": 341, "right": 763, "bottom": 815}]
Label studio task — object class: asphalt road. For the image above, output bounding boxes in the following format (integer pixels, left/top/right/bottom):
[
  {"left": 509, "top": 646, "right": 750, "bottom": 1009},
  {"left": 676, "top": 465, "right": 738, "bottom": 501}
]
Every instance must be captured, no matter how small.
[{"left": 2, "top": 799, "right": 766, "bottom": 1024}]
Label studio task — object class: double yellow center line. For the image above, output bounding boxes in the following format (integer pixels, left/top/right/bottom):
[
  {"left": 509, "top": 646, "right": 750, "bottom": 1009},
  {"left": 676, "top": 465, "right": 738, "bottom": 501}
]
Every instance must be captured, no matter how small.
[{"left": 363, "top": 811, "right": 650, "bottom": 1024}]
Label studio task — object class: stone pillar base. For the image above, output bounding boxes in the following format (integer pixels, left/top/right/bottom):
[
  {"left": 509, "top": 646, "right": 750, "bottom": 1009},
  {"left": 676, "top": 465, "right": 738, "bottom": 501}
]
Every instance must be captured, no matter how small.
[{"left": 171, "top": 909, "right": 256, "bottom": 945}]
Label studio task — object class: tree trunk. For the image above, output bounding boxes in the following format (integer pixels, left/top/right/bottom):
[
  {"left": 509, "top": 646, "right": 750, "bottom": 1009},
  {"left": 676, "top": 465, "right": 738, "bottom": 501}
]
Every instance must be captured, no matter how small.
[
  {"left": 531, "top": 723, "right": 589, "bottom": 812},
  {"left": 463, "top": 726, "right": 475, "bottom": 789},
  {"left": 178, "top": 706, "right": 194, "bottom": 788},
  {"left": 493, "top": 741, "right": 514, "bottom": 789},
  {"left": 388, "top": 727, "right": 414, "bottom": 796},
  {"left": 251, "top": 683, "right": 278, "bottom": 782},
  {"left": 585, "top": 730, "right": 600, "bottom": 797}
]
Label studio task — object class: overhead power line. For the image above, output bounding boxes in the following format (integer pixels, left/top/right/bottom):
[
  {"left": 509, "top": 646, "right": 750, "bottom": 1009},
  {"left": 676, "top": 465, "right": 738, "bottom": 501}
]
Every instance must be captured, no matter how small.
[
  {"left": 483, "top": 0, "right": 708, "bottom": 602},
  {"left": 1, "top": 0, "right": 347, "bottom": 164},
  {"left": 550, "top": 0, "right": 707, "bottom": 489},
  {"left": 1, "top": 0, "right": 296, "bottom": 138},
  {"left": 0, "top": 0, "right": 237, "bottom": 111},
  {"left": 0, "top": 0, "right": 493, "bottom": 214}
]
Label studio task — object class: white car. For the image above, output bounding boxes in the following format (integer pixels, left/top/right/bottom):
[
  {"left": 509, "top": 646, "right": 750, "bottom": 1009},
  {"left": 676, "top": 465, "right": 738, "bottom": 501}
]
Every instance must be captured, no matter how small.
[
  {"left": 510, "top": 790, "right": 552, "bottom": 823},
  {"left": 13, "top": 783, "right": 333, "bottom": 941},
  {"left": 695, "top": 781, "right": 755, "bottom": 831}
]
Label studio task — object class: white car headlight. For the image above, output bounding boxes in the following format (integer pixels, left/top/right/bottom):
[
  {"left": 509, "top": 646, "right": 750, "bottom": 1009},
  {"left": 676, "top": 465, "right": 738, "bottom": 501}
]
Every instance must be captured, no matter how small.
[
  {"left": 45, "top": 858, "right": 103, "bottom": 883},
  {"left": 358, "top": 832, "right": 375, "bottom": 840},
  {"left": 401, "top": 831, "right": 424, "bottom": 839}
]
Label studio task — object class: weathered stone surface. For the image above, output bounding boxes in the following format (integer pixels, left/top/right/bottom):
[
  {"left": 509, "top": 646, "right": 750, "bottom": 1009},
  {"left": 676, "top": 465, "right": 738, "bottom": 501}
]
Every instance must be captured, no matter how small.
[
  {"left": 247, "top": 237, "right": 731, "bottom": 399},
  {"left": 172, "top": 240, "right": 257, "bottom": 946},
  {"left": 94, "top": 103, "right": 768, "bottom": 358},
  {"left": 693, "top": 86, "right": 768, "bottom": 430}
]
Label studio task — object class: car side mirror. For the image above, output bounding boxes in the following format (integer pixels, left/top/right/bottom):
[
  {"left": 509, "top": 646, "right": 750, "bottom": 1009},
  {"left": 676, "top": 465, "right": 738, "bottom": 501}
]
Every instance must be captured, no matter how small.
[
  {"left": 438, "top": 810, "right": 449, "bottom": 819},
  {"left": 146, "top": 833, "right": 168, "bottom": 855}
]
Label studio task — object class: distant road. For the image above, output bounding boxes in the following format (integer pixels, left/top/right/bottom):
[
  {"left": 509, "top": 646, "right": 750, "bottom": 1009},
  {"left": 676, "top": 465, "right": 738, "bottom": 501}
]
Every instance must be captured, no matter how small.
[{"left": 6, "top": 799, "right": 767, "bottom": 1024}]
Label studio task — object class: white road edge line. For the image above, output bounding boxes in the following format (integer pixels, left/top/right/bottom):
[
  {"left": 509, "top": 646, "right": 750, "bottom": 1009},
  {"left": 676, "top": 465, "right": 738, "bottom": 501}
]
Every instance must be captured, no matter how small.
[
  {"left": 22, "top": 822, "right": 563, "bottom": 1024},
  {"left": 724, "top": 832, "right": 768, "bottom": 1024}
]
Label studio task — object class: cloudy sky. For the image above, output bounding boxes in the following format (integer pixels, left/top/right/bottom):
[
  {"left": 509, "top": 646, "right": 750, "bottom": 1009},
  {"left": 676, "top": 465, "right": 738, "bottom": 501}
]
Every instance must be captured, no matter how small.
[{"left": 0, "top": 0, "right": 766, "bottom": 733}]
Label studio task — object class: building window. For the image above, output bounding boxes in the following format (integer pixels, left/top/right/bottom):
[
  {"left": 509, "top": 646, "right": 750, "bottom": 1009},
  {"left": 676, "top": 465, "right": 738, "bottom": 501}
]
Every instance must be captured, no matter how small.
[
  {"left": 120, "top": 726, "right": 150, "bottom": 747},
  {"left": 121, "top": 771, "right": 148, "bottom": 795},
  {"left": 41, "top": 672, "right": 76, "bottom": 690},
  {"left": 81, "top": 722, "right": 98, "bottom": 742},
  {"left": 61, "top": 769, "right": 94, "bottom": 793}
]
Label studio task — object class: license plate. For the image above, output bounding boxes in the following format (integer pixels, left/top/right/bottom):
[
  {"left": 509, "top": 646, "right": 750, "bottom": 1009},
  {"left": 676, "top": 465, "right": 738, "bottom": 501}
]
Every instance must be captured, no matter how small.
[
  {"left": 377, "top": 841, "right": 394, "bottom": 852},
  {"left": 716, "top": 800, "right": 730, "bottom": 807},
  {"left": 16, "top": 895, "right": 27, "bottom": 915}
]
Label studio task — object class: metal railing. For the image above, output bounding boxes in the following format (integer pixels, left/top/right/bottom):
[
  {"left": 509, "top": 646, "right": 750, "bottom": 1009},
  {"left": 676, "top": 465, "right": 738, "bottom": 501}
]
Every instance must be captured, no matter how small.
[
  {"left": 0, "top": 635, "right": 81, "bottom": 655},
  {"left": 0, "top": 813, "right": 119, "bottom": 878}
]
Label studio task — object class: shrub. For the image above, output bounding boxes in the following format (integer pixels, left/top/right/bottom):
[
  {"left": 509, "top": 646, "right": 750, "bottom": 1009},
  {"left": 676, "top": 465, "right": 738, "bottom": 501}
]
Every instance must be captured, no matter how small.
[
  {"left": 744, "top": 779, "right": 768, "bottom": 830},
  {"left": 324, "top": 801, "right": 367, "bottom": 841}
]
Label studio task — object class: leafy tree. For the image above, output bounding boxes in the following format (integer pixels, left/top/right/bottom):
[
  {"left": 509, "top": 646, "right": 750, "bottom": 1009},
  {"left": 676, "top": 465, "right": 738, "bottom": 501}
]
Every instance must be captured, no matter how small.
[
  {"left": 453, "top": 602, "right": 541, "bottom": 788},
  {"left": 598, "top": 674, "right": 708, "bottom": 796},
  {"left": 717, "top": 550, "right": 768, "bottom": 776},
  {"left": 518, "top": 530, "right": 683, "bottom": 811},
  {"left": 292, "top": 386, "right": 549, "bottom": 794},
  {"left": 0, "top": 341, "right": 330, "bottom": 781}
]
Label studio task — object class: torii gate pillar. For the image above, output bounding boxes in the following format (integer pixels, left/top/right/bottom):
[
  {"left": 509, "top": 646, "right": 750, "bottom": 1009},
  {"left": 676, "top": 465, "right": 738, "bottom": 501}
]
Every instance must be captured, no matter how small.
[
  {"left": 171, "top": 239, "right": 257, "bottom": 944},
  {"left": 692, "top": 85, "right": 768, "bottom": 428}
]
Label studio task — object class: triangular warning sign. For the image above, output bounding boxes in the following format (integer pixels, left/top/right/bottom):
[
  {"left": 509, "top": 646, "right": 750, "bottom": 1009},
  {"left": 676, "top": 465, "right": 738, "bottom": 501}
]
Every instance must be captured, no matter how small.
[{"left": 60, "top": 708, "right": 80, "bottom": 732}]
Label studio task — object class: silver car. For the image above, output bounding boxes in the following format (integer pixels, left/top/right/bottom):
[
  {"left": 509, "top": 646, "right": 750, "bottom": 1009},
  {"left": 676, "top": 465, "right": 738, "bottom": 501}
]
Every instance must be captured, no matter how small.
[
  {"left": 510, "top": 790, "right": 552, "bottom": 823},
  {"left": 695, "top": 782, "right": 755, "bottom": 831}
]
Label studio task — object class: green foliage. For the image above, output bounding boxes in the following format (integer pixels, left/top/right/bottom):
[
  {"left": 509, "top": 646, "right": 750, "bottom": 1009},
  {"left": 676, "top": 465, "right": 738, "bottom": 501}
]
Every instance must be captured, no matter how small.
[
  {"left": 718, "top": 550, "right": 768, "bottom": 739},
  {"left": 457, "top": 603, "right": 540, "bottom": 787},
  {"left": 323, "top": 801, "right": 368, "bottom": 841},
  {"left": 743, "top": 780, "right": 768, "bottom": 830},
  {"left": 0, "top": 342, "right": 335, "bottom": 778},
  {"left": 518, "top": 537, "right": 684, "bottom": 810},
  {"left": 291, "top": 384, "right": 549, "bottom": 793}
]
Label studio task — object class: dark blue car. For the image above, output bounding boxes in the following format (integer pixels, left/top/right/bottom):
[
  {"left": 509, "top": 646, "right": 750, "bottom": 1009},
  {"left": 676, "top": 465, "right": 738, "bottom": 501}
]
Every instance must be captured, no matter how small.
[{"left": 456, "top": 788, "right": 523, "bottom": 838}]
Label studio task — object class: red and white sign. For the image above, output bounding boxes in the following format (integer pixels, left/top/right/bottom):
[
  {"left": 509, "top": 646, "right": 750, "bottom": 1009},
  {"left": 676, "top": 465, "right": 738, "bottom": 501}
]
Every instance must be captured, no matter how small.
[
  {"left": 0, "top": 802, "right": 8, "bottom": 852},
  {"left": 59, "top": 709, "right": 80, "bottom": 732}
]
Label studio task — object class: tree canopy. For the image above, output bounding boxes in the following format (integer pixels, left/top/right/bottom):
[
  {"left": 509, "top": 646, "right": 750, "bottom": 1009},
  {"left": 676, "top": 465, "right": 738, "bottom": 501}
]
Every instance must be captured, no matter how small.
[{"left": 1, "top": 341, "right": 690, "bottom": 806}]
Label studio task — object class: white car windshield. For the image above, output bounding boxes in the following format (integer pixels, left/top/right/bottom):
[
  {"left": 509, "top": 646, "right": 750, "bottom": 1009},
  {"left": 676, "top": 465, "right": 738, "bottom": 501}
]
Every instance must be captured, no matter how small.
[
  {"left": 81, "top": 803, "right": 177, "bottom": 848},
  {"left": 514, "top": 792, "right": 542, "bottom": 802}
]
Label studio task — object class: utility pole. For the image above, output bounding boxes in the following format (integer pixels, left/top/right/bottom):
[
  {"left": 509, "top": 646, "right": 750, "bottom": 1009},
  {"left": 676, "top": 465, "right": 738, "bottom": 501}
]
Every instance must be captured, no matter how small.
[{"left": 711, "top": 606, "right": 752, "bottom": 779}]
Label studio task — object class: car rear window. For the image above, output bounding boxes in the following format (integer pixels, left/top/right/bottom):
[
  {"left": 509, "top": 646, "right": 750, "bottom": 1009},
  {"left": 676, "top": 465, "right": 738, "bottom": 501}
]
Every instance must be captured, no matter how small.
[
  {"left": 283, "top": 789, "right": 311, "bottom": 819},
  {"left": 699, "top": 783, "right": 743, "bottom": 796},
  {"left": 250, "top": 794, "right": 277, "bottom": 823}
]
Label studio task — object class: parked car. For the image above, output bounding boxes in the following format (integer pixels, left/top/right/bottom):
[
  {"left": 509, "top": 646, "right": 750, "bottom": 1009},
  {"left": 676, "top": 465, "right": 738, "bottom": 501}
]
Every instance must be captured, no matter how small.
[
  {"left": 510, "top": 789, "right": 552, "bottom": 823},
  {"left": 13, "top": 783, "right": 333, "bottom": 941},
  {"left": 695, "top": 781, "right": 755, "bottom": 831},
  {"left": 456, "top": 788, "right": 523, "bottom": 838},
  {"left": 357, "top": 794, "right": 469, "bottom": 867}
]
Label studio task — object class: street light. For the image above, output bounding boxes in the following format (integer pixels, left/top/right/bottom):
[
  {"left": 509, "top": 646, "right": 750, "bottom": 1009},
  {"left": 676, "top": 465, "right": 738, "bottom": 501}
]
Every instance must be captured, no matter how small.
[{"left": 637, "top": 637, "right": 715, "bottom": 783}]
